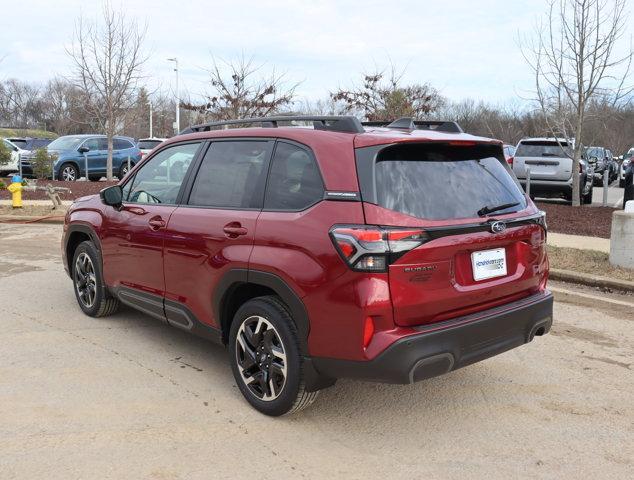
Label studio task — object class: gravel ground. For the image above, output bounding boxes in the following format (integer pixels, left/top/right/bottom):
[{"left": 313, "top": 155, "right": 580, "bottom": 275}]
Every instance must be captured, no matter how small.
[
  {"left": 536, "top": 202, "right": 616, "bottom": 238},
  {"left": 0, "top": 179, "right": 116, "bottom": 201},
  {"left": 0, "top": 223, "right": 632, "bottom": 480}
]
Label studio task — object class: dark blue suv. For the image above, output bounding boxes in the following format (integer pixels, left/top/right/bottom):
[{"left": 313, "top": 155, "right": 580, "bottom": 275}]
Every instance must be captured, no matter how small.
[{"left": 22, "top": 134, "right": 142, "bottom": 181}]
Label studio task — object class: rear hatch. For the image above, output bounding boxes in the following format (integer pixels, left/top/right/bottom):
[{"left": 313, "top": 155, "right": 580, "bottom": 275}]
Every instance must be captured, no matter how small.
[
  {"left": 513, "top": 140, "right": 573, "bottom": 181},
  {"left": 355, "top": 141, "right": 548, "bottom": 327}
]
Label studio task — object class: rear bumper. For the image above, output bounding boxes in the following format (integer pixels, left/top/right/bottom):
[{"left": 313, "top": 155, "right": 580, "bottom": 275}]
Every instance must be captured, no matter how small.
[{"left": 312, "top": 290, "right": 553, "bottom": 384}]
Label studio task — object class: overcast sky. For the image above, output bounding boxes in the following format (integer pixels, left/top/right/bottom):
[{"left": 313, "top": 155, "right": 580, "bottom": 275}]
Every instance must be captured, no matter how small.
[{"left": 0, "top": 0, "right": 618, "bottom": 107}]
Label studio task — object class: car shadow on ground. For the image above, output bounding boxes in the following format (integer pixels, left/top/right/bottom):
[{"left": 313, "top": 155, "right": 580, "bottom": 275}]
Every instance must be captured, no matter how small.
[{"left": 106, "top": 303, "right": 517, "bottom": 428}]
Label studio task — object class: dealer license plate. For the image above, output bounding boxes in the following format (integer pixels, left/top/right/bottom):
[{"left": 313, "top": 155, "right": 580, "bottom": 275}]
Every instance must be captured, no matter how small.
[{"left": 471, "top": 248, "right": 507, "bottom": 281}]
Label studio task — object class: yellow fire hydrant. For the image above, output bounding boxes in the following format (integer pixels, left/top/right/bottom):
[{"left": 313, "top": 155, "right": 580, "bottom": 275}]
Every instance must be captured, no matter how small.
[{"left": 7, "top": 175, "right": 23, "bottom": 208}]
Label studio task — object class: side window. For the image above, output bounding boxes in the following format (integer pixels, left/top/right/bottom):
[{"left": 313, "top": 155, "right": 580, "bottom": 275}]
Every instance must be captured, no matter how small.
[
  {"left": 126, "top": 142, "right": 201, "bottom": 204},
  {"left": 264, "top": 142, "right": 324, "bottom": 211},
  {"left": 114, "top": 138, "right": 132, "bottom": 150},
  {"left": 83, "top": 138, "right": 100, "bottom": 151},
  {"left": 188, "top": 141, "right": 269, "bottom": 208}
]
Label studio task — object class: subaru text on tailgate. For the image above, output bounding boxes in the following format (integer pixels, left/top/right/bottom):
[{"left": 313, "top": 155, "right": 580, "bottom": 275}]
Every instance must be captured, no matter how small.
[{"left": 62, "top": 116, "right": 553, "bottom": 416}]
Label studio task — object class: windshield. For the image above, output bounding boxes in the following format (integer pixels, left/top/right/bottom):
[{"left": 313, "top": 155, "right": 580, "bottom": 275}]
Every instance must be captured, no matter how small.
[
  {"left": 47, "top": 136, "right": 85, "bottom": 150},
  {"left": 138, "top": 140, "right": 163, "bottom": 150},
  {"left": 586, "top": 147, "right": 604, "bottom": 159},
  {"left": 9, "top": 139, "right": 27, "bottom": 149},
  {"left": 515, "top": 141, "right": 572, "bottom": 158},
  {"left": 374, "top": 143, "right": 527, "bottom": 220}
]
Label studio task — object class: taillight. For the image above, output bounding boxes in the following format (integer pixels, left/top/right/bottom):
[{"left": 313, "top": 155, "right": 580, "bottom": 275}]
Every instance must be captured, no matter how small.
[
  {"left": 330, "top": 226, "right": 429, "bottom": 272},
  {"left": 507, "top": 156, "right": 514, "bottom": 166}
]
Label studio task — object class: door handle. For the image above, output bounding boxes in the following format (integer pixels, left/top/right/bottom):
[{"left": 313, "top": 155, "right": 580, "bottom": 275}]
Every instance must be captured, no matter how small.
[
  {"left": 223, "top": 223, "right": 248, "bottom": 238},
  {"left": 148, "top": 216, "right": 166, "bottom": 230}
]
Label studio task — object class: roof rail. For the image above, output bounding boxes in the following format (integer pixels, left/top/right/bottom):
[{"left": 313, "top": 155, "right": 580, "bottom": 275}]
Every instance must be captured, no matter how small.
[
  {"left": 179, "top": 115, "right": 365, "bottom": 135},
  {"left": 361, "top": 117, "right": 464, "bottom": 134}
]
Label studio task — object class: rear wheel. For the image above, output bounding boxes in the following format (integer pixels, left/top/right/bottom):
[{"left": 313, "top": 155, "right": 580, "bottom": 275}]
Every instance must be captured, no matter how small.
[
  {"left": 229, "top": 296, "right": 318, "bottom": 416},
  {"left": 72, "top": 241, "right": 120, "bottom": 317},
  {"left": 119, "top": 162, "right": 133, "bottom": 179}
]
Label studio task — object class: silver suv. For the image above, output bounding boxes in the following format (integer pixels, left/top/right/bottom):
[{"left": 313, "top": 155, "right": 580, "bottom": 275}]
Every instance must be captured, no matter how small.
[{"left": 513, "top": 138, "right": 594, "bottom": 204}]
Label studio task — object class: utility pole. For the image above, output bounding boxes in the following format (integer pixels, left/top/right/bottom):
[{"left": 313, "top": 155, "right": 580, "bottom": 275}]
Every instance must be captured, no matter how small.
[
  {"left": 149, "top": 101, "right": 153, "bottom": 138},
  {"left": 167, "top": 57, "right": 179, "bottom": 135}
]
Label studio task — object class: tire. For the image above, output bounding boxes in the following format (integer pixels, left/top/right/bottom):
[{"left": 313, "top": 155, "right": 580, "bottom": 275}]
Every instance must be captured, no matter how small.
[
  {"left": 58, "top": 163, "right": 79, "bottom": 182},
  {"left": 119, "top": 162, "right": 133, "bottom": 179},
  {"left": 229, "top": 296, "right": 319, "bottom": 416},
  {"left": 71, "top": 241, "right": 120, "bottom": 317},
  {"left": 582, "top": 186, "right": 593, "bottom": 205},
  {"left": 620, "top": 178, "right": 625, "bottom": 188}
]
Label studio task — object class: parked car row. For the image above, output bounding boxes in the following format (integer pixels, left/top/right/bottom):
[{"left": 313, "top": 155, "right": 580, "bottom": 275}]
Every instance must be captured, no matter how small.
[{"left": 620, "top": 147, "right": 633, "bottom": 188}]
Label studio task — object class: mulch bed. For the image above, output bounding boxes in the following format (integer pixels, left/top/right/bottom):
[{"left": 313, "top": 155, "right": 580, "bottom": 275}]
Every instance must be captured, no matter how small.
[
  {"left": 536, "top": 202, "right": 615, "bottom": 239},
  {"left": 0, "top": 178, "right": 117, "bottom": 201}
]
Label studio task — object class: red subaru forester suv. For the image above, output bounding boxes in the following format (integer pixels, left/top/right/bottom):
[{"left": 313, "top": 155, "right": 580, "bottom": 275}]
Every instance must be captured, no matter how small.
[{"left": 62, "top": 116, "right": 552, "bottom": 416}]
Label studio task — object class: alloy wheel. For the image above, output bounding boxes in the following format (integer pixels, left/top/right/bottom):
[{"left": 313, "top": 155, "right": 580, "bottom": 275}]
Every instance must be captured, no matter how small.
[
  {"left": 235, "top": 316, "right": 287, "bottom": 401},
  {"left": 74, "top": 252, "right": 97, "bottom": 308},
  {"left": 62, "top": 166, "right": 77, "bottom": 181}
]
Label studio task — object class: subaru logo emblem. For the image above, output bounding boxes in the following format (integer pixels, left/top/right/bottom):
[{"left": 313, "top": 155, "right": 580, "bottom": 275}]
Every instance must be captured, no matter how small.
[{"left": 491, "top": 221, "right": 506, "bottom": 233}]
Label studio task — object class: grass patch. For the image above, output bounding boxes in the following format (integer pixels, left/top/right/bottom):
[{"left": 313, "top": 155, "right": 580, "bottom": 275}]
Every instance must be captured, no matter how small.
[
  {"left": 0, "top": 128, "right": 58, "bottom": 139},
  {"left": 547, "top": 245, "right": 633, "bottom": 282}
]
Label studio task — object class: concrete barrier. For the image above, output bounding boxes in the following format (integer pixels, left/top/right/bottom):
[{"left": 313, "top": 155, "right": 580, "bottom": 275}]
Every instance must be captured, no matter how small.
[{"left": 609, "top": 209, "right": 634, "bottom": 268}]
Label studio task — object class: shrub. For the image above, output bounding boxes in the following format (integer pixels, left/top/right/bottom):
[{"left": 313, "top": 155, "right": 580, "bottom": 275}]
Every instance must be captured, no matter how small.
[
  {"left": 0, "top": 140, "right": 11, "bottom": 168},
  {"left": 32, "top": 148, "right": 55, "bottom": 179}
]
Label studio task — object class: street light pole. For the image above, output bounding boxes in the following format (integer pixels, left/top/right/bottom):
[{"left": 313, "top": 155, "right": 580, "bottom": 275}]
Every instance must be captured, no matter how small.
[{"left": 167, "top": 57, "right": 179, "bottom": 135}]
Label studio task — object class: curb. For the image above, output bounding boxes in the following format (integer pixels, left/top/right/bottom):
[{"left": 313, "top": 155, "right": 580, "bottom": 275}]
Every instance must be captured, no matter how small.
[
  {"left": 0, "top": 214, "right": 65, "bottom": 224},
  {"left": 550, "top": 268, "right": 634, "bottom": 293}
]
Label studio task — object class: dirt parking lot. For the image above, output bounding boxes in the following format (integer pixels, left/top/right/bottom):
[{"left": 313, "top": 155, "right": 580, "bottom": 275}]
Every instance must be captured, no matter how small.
[{"left": 0, "top": 223, "right": 632, "bottom": 479}]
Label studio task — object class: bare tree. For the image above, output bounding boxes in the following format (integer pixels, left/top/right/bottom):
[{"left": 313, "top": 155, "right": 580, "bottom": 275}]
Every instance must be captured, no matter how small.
[
  {"left": 331, "top": 65, "right": 445, "bottom": 121},
  {"left": 182, "top": 56, "right": 297, "bottom": 121},
  {"left": 522, "top": 0, "right": 632, "bottom": 205},
  {"left": 67, "top": 2, "right": 147, "bottom": 179}
]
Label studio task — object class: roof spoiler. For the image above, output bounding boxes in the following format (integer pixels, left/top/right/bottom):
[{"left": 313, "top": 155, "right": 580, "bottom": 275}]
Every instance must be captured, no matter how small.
[{"left": 361, "top": 117, "right": 464, "bottom": 134}]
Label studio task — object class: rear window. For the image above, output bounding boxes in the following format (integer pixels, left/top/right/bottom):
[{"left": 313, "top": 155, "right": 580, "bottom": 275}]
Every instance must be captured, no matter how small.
[
  {"left": 374, "top": 144, "right": 526, "bottom": 220},
  {"left": 516, "top": 141, "right": 571, "bottom": 158},
  {"left": 138, "top": 140, "right": 162, "bottom": 150}
]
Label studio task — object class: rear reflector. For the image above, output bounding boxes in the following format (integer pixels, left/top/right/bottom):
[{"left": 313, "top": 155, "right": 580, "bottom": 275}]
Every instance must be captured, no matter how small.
[
  {"left": 330, "top": 225, "right": 429, "bottom": 272},
  {"left": 363, "top": 316, "right": 375, "bottom": 348}
]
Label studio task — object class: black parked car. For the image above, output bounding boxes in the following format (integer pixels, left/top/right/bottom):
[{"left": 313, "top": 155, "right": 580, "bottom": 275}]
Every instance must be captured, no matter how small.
[
  {"left": 624, "top": 161, "right": 634, "bottom": 209},
  {"left": 7, "top": 137, "right": 53, "bottom": 153}
]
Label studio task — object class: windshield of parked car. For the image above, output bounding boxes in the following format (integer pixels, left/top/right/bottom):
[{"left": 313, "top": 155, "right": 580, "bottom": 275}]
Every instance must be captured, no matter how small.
[
  {"left": 586, "top": 147, "right": 604, "bottom": 159},
  {"left": 374, "top": 143, "right": 527, "bottom": 220},
  {"left": 8, "top": 139, "right": 27, "bottom": 149},
  {"left": 47, "top": 136, "right": 85, "bottom": 150},
  {"left": 515, "top": 141, "right": 572, "bottom": 158}
]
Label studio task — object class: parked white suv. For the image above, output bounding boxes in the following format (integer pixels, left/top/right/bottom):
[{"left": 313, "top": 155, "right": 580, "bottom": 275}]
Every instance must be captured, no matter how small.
[
  {"left": 513, "top": 138, "right": 594, "bottom": 204},
  {"left": 0, "top": 138, "right": 25, "bottom": 174}
]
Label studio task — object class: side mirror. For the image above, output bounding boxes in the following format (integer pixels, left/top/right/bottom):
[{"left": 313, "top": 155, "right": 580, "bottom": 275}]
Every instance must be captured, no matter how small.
[
  {"left": 100, "top": 185, "right": 123, "bottom": 208},
  {"left": 78, "top": 146, "right": 90, "bottom": 154}
]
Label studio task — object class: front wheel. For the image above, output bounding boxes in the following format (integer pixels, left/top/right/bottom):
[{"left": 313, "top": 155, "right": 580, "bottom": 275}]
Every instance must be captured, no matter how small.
[
  {"left": 72, "top": 241, "right": 120, "bottom": 317},
  {"left": 229, "top": 296, "right": 319, "bottom": 416},
  {"left": 582, "top": 185, "right": 594, "bottom": 205},
  {"left": 58, "top": 163, "right": 79, "bottom": 181}
]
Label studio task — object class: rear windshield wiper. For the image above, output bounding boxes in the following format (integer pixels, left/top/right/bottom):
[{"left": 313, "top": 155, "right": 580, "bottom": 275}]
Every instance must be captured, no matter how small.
[{"left": 477, "top": 202, "right": 520, "bottom": 217}]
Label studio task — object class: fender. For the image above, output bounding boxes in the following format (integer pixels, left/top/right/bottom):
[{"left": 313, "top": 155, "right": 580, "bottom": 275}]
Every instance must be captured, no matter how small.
[
  {"left": 213, "top": 268, "right": 334, "bottom": 392},
  {"left": 63, "top": 222, "right": 103, "bottom": 276}
]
